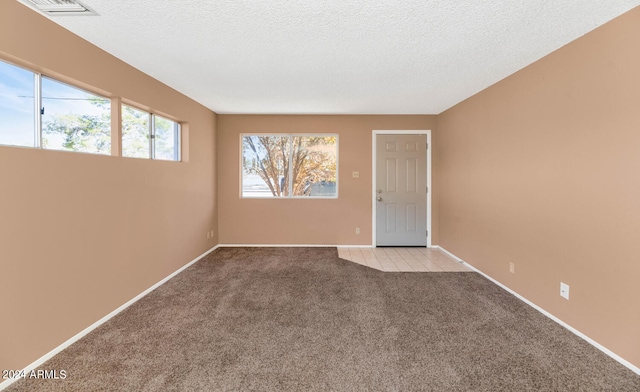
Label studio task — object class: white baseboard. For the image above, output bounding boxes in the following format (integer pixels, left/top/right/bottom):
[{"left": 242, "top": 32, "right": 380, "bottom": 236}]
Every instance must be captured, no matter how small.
[
  {"left": 4, "top": 243, "right": 636, "bottom": 391},
  {"left": 0, "top": 245, "right": 220, "bottom": 392},
  {"left": 218, "top": 243, "right": 367, "bottom": 248},
  {"left": 434, "top": 245, "right": 640, "bottom": 376}
]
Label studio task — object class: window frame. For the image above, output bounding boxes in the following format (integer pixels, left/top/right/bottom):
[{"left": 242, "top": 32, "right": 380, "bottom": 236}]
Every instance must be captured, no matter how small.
[
  {"left": 240, "top": 133, "right": 339, "bottom": 199},
  {"left": 121, "top": 103, "right": 151, "bottom": 159},
  {"left": 40, "top": 75, "right": 112, "bottom": 155},
  {"left": 121, "top": 103, "right": 181, "bottom": 161},
  {"left": 0, "top": 57, "right": 183, "bottom": 162},
  {"left": 152, "top": 113, "right": 181, "bottom": 162},
  {"left": 0, "top": 58, "right": 113, "bottom": 155}
]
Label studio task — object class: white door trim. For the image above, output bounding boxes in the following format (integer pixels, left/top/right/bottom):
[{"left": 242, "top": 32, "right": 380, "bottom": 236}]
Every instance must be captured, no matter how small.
[{"left": 372, "top": 130, "right": 432, "bottom": 248}]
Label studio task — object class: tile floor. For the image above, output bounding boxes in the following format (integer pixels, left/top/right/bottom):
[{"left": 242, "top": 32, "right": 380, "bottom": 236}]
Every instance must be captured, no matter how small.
[{"left": 338, "top": 247, "right": 472, "bottom": 272}]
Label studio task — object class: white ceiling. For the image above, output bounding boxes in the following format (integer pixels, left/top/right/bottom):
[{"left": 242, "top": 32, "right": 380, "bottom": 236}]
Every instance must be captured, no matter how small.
[{"left": 19, "top": 0, "right": 640, "bottom": 114}]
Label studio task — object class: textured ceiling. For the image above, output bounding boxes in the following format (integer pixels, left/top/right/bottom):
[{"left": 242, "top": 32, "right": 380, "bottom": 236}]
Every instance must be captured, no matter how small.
[{"left": 19, "top": 0, "right": 640, "bottom": 114}]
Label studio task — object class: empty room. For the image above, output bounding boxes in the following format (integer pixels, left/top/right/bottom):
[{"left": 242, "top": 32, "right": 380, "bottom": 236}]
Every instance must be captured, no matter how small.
[{"left": 1, "top": 0, "right": 639, "bottom": 390}]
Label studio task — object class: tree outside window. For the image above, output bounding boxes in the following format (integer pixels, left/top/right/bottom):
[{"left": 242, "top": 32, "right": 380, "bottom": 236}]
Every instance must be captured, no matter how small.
[{"left": 242, "top": 135, "right": 337, "bottom": 198}]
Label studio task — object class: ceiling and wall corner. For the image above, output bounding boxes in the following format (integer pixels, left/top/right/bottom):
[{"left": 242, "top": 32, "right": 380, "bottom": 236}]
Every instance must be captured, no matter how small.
[{"left": 17, "top": 0, "right": 640, "bottom": 114}]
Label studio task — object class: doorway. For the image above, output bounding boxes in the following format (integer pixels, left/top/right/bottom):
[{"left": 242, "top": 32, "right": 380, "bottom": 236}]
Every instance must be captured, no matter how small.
[{"left": 372, "top": 131, "right": 432, "bottom": 247}]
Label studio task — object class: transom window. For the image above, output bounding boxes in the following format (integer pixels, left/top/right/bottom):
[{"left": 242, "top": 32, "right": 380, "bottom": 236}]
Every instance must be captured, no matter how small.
[
  {"left": 122, "top": 105, "right": 150, "bottom": 158},
  {"left": 0, "top": 60, "right": 35, "bottom": 147},
  {"left": 0, "top": 58, "right": 182, "bottom": 161},
  {"left": 42, "top": 77, "right": 111, "bottom": 154},
  {"left": 241, "top": 134, "right": 338, "bottom": 198},
  {"left": 121, "top": 105, "right": 180, "bottom": 161},
  {"left": 0, "top": 59, "right": 111, "bottom": 154}
]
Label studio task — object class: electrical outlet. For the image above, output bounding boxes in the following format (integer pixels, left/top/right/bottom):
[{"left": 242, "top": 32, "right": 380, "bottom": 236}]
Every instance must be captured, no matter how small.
[
  {"left": 509, "top": 262, "right": 515, "bottom": 274},
  {"left": 560, "top": 282, "right": 570, "bottom": 300},
  {"left": 355, "top": 227, "right": 360, "bottom": 234},
  {"left": 352, "top": 171, "right": 359, "bottom": 178}
]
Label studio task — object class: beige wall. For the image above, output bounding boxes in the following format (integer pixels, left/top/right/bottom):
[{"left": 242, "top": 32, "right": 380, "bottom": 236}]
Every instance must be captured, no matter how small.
[
  {"left": 437, "top": 8, "right": 640, "bottom": 368},
  {"left": 217, "top": 115, "right": 437, "bottom": 245},
  {"left": 0, "top": 1, "right": 217, "bottom": 371}
]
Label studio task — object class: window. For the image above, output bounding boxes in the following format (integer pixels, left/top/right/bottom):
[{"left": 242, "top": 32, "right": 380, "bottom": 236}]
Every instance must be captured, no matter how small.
[
  {"left": 122, "top": 105, "right": 150, "bottom": 158},
  {"left": 0, "top": 60, "right": 34, "bottom": 147},
  {"left": 121, "top": 105, "right": 181, "bottom": 161},
  {"left": 242, "top": 135, "right": 338, "bottom": 198},
  {"left": 41, "top": 77, "right": 111, "bottom": 154},
  {"left": 153, "top": 115, "right": 180, "bottom": 161},
  {"left": 0, "top": 58, "right": 181, "bottom": 161},
  {"left": 0, "top": 59, "right": 111, "bottom": 155}
]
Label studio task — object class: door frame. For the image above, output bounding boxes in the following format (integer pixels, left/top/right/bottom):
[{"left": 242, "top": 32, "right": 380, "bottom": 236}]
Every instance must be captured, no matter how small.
[{"left": 372, "top": 130, "right": 432, "bottom": 248}]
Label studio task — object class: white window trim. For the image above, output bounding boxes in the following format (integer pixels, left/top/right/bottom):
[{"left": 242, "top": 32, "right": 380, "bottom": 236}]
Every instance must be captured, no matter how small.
[
  {"left": 0, "top": 57, "right": 182, "bottom": 161},
  {"left": 240, "top": 133, "right": 339, "bottom": 199},
  {"left": 121, "top": 104, "right": 181, "bottom": 162}
]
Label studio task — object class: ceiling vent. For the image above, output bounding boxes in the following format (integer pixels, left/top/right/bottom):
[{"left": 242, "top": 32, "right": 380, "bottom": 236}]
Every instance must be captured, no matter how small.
[{"left": 21, "top": 0, "right": 98, "bottom": 16}]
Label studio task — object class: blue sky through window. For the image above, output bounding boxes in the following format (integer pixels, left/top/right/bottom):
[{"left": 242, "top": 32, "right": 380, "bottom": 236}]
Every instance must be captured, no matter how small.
[
  {"left": 0, "top": 59, "right": 110, "bottom": 151},
  {"left": 0, "top": 60, "right": 34, "bottom": 147}
]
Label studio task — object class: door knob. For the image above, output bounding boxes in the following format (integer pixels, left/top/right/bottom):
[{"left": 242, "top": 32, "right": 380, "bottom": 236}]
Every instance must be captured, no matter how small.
[{"left": 377, "top": 197, "right": 383, "bottom": 202}]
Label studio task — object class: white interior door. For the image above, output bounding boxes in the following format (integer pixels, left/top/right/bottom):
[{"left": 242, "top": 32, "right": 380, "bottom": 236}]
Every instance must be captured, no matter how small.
[{"left": 376, "top": 134, "right": 427, "bottom": 246}]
